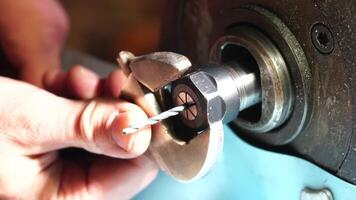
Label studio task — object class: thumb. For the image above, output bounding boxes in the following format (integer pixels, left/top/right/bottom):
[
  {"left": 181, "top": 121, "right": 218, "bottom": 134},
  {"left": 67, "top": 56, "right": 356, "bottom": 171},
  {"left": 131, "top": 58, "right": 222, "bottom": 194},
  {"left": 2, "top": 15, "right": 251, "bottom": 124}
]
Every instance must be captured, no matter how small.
[
  {"left": 72, "top": 99, "right": 152, "bottom": 159},
  {"left": 0, "top": 77, "right": 151, "bottom": 158}
]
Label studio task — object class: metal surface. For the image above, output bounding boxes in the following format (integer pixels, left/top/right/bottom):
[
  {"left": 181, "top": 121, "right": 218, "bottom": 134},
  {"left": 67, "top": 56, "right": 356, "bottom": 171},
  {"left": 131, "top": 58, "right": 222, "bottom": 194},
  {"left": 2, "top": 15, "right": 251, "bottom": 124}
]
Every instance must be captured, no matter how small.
[
  {"left": 171, "top": 62, "right": 260, "bottom": 131},
  {"left": 228, "top": 63, "right": 261, "bottom": 111},
  {"left": 61, "top": 1, "right": 356, "bottom": 197},
  {"left": 160, "top": 0, "right": 356, "bottom": 183},
  {"left": 62, "top": 49, "right": 258, "bottom": 182},
  {"left": 117, "top": 51, "right": 225, "bottom": 182},
  {"left": 61, "top": 50, "right": 356, "bottom": 199},
  {"left": 301, "top": 188, "right": 333, "bottom": 200},
  {"left": 123, "top": 105, "right": 185, "bottom": 134},
  {"left": 118, "top": 51, "right": 191, "bottom": 92},
  {"left": 211, "top": 26, "right": 293, "bottom": 134},
  {"left": 206, "top": 6, "right": 312, "bottom": 145}
]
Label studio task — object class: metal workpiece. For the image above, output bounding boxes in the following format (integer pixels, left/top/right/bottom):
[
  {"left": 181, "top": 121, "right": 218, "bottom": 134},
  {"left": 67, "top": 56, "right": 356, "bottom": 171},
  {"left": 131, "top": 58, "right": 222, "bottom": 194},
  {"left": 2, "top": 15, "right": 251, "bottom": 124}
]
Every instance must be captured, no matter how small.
[
  {"left": 201, "top": 6, "right": 313, "bottom": 146},
  {"left": 117, "top": 51, "right": 192, "bottom": 92},
  {"left": 171, "top": 63, "right": 261, "bottom": 131},
  {"left": 211, "top": 26, "right": 294, "bottom": 134},
  {"left": 117, "top": 51, "right": 225, "bottom": 182},
  {"left": 163, "top": 0, "right": 356, "bottom": 184}
]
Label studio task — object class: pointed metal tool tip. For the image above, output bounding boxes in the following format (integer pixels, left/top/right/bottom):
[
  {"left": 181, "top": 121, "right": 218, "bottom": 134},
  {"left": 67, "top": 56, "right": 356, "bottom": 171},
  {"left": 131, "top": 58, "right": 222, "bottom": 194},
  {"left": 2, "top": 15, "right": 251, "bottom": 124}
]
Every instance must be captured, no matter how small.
[
  {"left": 122, "top": 105, "right": 186, "bottom": 135},
  {"left": 122, "top": 127, "right": 137, "bottom": 135}
]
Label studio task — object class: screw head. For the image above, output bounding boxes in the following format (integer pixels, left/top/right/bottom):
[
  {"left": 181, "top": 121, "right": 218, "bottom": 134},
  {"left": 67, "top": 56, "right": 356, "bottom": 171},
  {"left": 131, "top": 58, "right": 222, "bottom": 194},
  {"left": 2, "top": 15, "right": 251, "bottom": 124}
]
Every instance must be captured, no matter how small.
[
  {"left": 311, "top": 23, "right": 334, "bottom": 54},
  {"left": 176, "top": 92, "right": 197, "bottom": 121}
]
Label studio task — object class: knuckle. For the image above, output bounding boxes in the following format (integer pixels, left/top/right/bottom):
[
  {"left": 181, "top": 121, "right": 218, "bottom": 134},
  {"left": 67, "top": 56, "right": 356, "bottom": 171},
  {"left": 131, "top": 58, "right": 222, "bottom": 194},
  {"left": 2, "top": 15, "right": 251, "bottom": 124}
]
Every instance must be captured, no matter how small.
[
  {"left": 76, "top": 101, "right": 99, "bottom": 149},
  {"left": 76, "top": 100, "right": 127, "bottom": 155}
]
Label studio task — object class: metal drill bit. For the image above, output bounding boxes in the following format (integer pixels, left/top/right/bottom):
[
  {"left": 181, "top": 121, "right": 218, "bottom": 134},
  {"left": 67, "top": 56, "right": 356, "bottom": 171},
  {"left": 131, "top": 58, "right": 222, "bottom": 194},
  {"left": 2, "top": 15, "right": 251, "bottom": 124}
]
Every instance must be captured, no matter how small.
[{"left": 122, "top": 105, "right": 186, "bottom": 134}]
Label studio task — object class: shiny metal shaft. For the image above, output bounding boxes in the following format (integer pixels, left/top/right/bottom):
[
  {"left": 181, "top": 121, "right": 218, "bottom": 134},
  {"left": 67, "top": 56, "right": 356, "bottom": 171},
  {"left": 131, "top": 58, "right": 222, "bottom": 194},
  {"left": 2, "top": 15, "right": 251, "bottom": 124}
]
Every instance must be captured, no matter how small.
[{"left": 123, "top": 105, "right": 185, "bottom": 134}]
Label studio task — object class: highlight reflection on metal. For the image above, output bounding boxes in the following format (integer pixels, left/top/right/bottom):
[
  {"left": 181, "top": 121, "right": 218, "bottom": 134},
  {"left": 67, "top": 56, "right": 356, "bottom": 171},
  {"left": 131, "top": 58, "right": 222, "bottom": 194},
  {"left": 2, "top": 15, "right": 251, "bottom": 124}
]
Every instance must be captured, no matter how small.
[
  {"left": 171, "top": 63, "right": 261, "bottom": 131},
  {"left": 123, "top": 105, "right": 185, "bottom": 134},
  {"left": 211, "top": 26, "right": 293, "bottom": 134},
  {"left": 117, "top": 51, "right": 224, "bottom": 182}
]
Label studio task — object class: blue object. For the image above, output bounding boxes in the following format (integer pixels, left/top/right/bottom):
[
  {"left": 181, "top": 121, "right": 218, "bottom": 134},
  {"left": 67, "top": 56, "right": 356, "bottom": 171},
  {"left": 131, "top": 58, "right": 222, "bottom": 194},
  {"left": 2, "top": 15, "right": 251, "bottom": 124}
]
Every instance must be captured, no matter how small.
[{"left": 136, "top": 126, "right": 356, "bottom": 200}]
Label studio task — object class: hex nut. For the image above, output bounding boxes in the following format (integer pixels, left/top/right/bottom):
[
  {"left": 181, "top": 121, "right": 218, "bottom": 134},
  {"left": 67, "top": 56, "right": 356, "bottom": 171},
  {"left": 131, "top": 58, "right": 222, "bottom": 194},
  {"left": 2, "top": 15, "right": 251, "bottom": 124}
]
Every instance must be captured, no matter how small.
[{"left": 172, "top": 71, "right": 225, "bottom": 131}]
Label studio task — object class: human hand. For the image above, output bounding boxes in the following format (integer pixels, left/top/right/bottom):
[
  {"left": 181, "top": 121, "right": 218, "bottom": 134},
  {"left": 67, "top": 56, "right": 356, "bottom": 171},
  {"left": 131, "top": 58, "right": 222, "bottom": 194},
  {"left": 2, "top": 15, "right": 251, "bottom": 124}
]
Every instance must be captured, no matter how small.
[
  {"left": 0, "top": 0, "right": 68, "bottom": 87},
  {"left": 0, "top": 1, "right": 158, "bottom": 198},
  {"left": 0, "top": 68, "right": 158, "bottom": 199}
]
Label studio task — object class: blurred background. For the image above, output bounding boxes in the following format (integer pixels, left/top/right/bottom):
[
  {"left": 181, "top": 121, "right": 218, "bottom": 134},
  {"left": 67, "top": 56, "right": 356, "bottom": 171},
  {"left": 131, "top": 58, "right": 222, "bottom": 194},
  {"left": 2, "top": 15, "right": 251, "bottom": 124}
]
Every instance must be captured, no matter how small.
[{"left": 61, "top": 0, "right": 163, "bottom": 63}]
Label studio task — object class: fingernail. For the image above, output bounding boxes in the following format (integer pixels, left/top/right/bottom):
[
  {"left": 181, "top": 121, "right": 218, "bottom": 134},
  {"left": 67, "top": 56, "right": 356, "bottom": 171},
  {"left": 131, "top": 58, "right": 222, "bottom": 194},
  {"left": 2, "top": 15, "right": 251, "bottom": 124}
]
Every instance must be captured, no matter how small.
[{"left": 110, "top": 112, "right": 136, "bottom": 152}]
